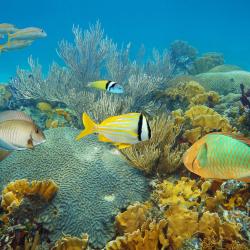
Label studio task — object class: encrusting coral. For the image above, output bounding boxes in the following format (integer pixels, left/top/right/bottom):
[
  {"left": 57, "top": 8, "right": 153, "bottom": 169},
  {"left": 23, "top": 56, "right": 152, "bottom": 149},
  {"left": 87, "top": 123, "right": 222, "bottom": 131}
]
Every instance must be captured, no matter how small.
[
  {"left": 115, "top": 202, "right": 151, "bottom": 234},
  {"left": 106, "top": 219, "right": 169, "bottom": 250},
  {"left": 0, "top": 127, "right": 149, "bottom": 248},
  {"left": 107, "top": 178, "right": 250, "bottom": 250},
  {"left": 52, "top": 234, "right": 89, "bottom": 250},
  {"left": 157, "top": 80, "right": 220, "bottom": 110},
  {"left": 1, "top": 179, "right": 58, "bottom": 213},
  {"left": 120, "top": 113, "right": 187, "bottom": 175}
]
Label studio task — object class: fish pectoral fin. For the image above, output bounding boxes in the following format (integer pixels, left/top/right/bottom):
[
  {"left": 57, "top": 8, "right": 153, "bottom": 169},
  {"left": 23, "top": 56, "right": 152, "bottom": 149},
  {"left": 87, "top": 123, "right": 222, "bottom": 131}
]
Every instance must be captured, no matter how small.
[
  {"left": 237, "top": 177, "right": 250, "bottom": 183},
  {"left": 98, "top": 134, "right": 112, "bottom": 142},
  {"left": 0, "top": 138, "right": 19, "bottom": 151},
  {"left": 115, "top": 143, "right": 132, "bottom": 150}
]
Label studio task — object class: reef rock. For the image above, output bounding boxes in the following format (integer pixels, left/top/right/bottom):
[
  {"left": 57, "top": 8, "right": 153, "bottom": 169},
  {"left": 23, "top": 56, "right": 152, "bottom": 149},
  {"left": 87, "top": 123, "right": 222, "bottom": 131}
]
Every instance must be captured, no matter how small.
[
  {"left": 0, "top": 128, "right": 150, "bottom": 248},
  {"left": 196, "top": 70, "right": 250, "bottom": 95}
]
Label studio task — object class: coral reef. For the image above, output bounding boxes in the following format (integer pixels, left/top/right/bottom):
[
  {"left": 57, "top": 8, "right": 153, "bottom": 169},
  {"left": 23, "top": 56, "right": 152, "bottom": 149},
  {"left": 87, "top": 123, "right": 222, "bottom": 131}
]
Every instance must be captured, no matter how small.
[
  {"left": 157, "top": 80, "right": 220, "bottom": 110},
  {"left": 120, "top": 114, "right": 187, "bottom": 175},
  {"left": 169, "top": 40, "right": 197, "bottom": 74},
  {"left": 189, "top": 52, "right": 224, "bottom": 74},
  {"left": 208, "top": 64, "right": 243, "bottom": 73},
  {"left": 106, "top": 219, "right": 169, "bottom": 250},
  {"left": 1, "top": 179, "right": 58, "bottom": 214},
  {"left": 0, "top": 127, "right": 149, "bottom": 248},
  {"left": 107, "top": 178, "right": 250, "bottom": 249},
  {"left": 196, "top": 70, "right": 250, "bottom": 94},
  {"left": 0, "top": 84, "right": 12, "bottom": 109},
  {"left": 52, "top": 234, "right": 89, "bottom": 250}
]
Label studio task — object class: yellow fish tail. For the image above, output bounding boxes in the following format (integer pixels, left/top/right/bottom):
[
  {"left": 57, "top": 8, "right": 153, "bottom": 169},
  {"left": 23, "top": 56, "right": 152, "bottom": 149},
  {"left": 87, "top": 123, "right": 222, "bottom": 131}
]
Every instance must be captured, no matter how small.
[{"left": 76, "top": 113, "right": 97, "bottom": 140}]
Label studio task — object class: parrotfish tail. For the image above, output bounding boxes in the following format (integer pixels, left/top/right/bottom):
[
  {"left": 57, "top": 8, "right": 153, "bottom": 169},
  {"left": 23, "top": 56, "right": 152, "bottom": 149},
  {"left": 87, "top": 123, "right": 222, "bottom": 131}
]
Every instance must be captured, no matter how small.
[{"left": 75, "top": 113, "right": 97, "bottom": 141}]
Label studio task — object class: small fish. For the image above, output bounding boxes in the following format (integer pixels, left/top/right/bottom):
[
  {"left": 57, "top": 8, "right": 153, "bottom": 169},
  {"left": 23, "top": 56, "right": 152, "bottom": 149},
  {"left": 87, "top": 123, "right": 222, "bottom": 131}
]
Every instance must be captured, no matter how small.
[
  {"left": 8, "top": 27, "right": 47, "bottom": 41},
  {"left": 183, "top": 133, "right": 250, "bottom": 182},
  {"left": 0, "top": 40, "right": 33, "bottom": 53},
  {"left": 0, "top": 23, "right": 17, "bottom": 34},
  {"left": 76, "top": 113, "right": 151, "bottom": 149},
  {"left": 240, "top": 83, "right": 250, "bottom": 110},
  {"left": 88, "top": 80, "right": 124, "bottom": 94}
]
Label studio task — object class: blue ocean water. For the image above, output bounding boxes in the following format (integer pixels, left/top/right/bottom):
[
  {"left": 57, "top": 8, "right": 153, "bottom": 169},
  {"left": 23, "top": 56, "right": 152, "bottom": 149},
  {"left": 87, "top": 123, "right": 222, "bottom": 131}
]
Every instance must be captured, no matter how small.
[{"left": 1, "top": 0, "right": 250, "bottom": 82}]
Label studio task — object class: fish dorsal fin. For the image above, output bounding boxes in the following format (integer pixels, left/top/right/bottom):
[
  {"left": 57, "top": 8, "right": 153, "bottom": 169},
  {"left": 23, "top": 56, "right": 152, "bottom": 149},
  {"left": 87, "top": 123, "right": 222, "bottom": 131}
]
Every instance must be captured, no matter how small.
[
  {"left": 0, "top": 110, "right": 33, "bottom": 123},
  {"left": 210, "top": 132, "right": 250, "bottom": 146}
]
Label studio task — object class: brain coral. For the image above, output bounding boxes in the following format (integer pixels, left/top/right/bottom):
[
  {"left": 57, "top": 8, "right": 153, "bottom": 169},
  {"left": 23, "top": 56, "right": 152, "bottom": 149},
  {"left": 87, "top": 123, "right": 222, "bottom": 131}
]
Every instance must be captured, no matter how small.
[
  {"left": 196, "top": 70, "right": 250, "bottom": 94},
  {"left": 0, "top": 128, "right": 149, "bottom": 248}
]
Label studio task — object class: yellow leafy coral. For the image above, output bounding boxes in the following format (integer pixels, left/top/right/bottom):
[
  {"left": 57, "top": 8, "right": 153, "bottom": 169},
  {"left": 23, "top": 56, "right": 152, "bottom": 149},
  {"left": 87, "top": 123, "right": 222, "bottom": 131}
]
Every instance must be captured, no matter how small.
[
  {"left": 153, "top": 177, "right": 209, "bottom": 209},
  {"left": 115, "top": 202, "right": 151, "bottom": 234},
  {"left": 1, "top": 179, "right": 58, "bottom": 213},
  {"left": 52, "top": 234, "right": 89, "bottom": 250},
  {"left": 106, "top": 219, "right": 169, "bottom": 250}
]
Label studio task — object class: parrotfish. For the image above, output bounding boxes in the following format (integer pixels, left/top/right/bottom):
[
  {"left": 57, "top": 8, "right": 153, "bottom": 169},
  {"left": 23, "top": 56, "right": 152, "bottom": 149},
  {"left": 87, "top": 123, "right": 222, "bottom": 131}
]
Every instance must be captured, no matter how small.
[
  {"left": 0, "top": 111, "right": 46, "bottom": 161},
  {"left": 87, "top": 80, "right": 124, "bottom": 94},
  {"left": 0, "top": 23, "right": 17, "bottom": 34},
  {"left": 76, "top": 113, "right": 151, "bottom": 149},
  {"left": 183, "top": 133, "right": 250, "bottom": 182},
  {"left": 8, "top": 27, "right": 47, "bottom": 42}
]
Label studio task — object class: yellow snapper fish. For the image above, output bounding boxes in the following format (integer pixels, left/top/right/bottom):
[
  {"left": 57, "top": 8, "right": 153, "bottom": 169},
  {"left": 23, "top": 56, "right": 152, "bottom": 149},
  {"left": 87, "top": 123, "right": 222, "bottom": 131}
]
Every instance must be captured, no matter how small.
[
  {"left": 0, "top": 23, "right": 17, "bottom": 34},
  {"left": 183, "top": 133, "right": 250, "bottom": 182},
  {"left": 0, "top": 40, "right": 33, "bottom": 53},
  {"left": 8, "top": 27, "right": 47, "bottom": 42},
  {"left": 87, "top": 80, "right": 124, "bottom": 94},
  {"left": 76, "top": 113, "right": 151, "bottom": 149},
  {"left": 0, "top": 110, "right": 46, "bottom": 161}
]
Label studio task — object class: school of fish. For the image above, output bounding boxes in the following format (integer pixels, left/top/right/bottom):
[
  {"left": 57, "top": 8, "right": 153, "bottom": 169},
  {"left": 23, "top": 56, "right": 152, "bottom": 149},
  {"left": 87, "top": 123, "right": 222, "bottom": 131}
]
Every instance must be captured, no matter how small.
[{"left": 0, "top": 23, "right": 46, "bottom": 53}]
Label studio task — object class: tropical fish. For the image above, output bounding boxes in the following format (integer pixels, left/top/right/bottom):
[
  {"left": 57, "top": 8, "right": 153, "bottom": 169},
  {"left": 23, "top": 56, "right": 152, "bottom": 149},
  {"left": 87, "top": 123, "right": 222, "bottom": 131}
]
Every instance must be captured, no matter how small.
[
  {"left": 240, "top": 83, "right": 250, "bottom": 110},
  {"left": 87, "top": 80, "right": 124, "bottom": 94},
  {"left": 8, "top": 27, "right": 47, "bottom": 41},
  {"left": 0, "top": 40, "right": 33, "bottom": 53},
  {"left": 0, "top": 23, "right": 17, "bottom": 34},
  {"left": 0, "top": 110, "right": 45, "bottom": 153},
  {"left": 183, "top": 133, "right": 250, "bottom": 182},
  {"left": 76, "top": 113, "right": 151, "bottom": 149}
]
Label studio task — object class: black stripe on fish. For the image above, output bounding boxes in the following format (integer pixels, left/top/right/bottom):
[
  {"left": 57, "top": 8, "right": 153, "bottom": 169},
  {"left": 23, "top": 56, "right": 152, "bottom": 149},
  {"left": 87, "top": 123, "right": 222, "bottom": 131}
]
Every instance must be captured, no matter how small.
[
  {"left": 137, "top": 113, "right": 143, "bottom": 141},
  {"left": 107, "top": 81, "right": 117, "bottom": 91},
  {"left": 146, "top": 118, "right": 151, "bottom": 139},
  {"left": 105, "top": 80, "right": 112, "bottom": 90}
]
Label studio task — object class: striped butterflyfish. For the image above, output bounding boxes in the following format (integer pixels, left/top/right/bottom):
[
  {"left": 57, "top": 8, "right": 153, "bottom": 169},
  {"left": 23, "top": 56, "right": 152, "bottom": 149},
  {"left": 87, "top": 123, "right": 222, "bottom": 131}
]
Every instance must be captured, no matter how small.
[
  {"left": 76, "top": 113, "right": 151, "bottom": 149},
  {"left": 183, "top": 133, "right": 250, "bottom": 182},
  {"left": 87, "top": 80, "right": 124, "bottom": 94}
]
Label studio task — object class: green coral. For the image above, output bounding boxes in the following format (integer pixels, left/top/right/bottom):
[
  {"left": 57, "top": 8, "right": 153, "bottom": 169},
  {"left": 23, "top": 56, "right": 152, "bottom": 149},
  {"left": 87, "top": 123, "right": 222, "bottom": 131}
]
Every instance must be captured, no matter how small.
[
  {"left": 208, "top": 64, "right": 243, "bottom": 73},
  {"left": 196, "top": 70, "right": 250, "bottom": 94},
  {"left": 0, "top": 128, "right": 149, "bottom": 248}
]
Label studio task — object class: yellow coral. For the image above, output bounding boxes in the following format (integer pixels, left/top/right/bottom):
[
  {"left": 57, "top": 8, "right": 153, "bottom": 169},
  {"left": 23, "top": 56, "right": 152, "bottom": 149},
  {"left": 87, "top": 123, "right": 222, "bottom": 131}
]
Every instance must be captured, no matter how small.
[
  {"left": 106, "top": 219, "right": 169, "bottom": 250},
  {"left": 115, "top": 202, "right": 151, "bottom": 234},
  {"left": 46, "top": 119, "right": 59, "bottom": 128},
  {"left": 54, "top": 108, "right": 72, "bottom": 122},
  {"left": 183, "top": 127, "right": 202, "bottom": 144},
  {"left": 52, "top": 234, "right": 89, "bottom": 250},
  {"left": 185, "top": 105, "right": 232, "bottom": 132},
  {"left": 165, "top": 205, "right": 199, "bottom": 249},
  {"left": 1, "top": 179, "right": 58, "bottom": 212},
  {"left": 36, "top": 102, "right": 53, "bottom": 112},
  {"left": 154, "top": 177, "right": 203, "bottom": 209}
]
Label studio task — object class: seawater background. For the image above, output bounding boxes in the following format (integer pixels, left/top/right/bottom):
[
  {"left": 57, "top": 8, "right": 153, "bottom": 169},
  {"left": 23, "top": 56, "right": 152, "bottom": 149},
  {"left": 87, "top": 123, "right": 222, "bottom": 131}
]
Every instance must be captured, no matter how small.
[{"left": 1, "top": 0, "right": 250, "bottom": 83}]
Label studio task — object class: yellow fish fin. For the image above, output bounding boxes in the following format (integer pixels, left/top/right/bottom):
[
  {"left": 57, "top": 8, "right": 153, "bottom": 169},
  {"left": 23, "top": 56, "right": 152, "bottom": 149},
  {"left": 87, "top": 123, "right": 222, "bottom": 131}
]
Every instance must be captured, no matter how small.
[
  {"left": 76, "top": 113, "right": 97, "bottom": 140},
  {"left": 7, "top": 33, "right": 11, "bottom": 47},
  {"left": 88, "top": 80, "right": 108, "bottom": 90},
  {"left": 115, "top": 143, "right": 132, "bottom": 149},
  {"left": 237, "top": 177, "right": 250, "bottom": 183},
  {"left": 98, "top": 134, "right": 112, "bottom": 142}
]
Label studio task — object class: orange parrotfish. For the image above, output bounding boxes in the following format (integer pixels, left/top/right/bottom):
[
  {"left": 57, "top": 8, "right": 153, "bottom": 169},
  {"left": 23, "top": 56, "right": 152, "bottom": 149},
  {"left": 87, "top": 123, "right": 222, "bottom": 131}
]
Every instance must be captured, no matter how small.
[
  {"left": 76, "top": 113, "right": 151, "bottom": 149},
  {"left": 183, "top": 133, "right": 250, "bottom": 182}
]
